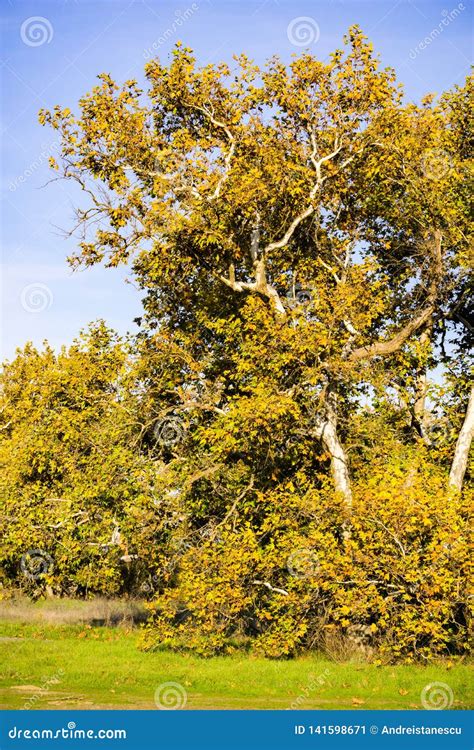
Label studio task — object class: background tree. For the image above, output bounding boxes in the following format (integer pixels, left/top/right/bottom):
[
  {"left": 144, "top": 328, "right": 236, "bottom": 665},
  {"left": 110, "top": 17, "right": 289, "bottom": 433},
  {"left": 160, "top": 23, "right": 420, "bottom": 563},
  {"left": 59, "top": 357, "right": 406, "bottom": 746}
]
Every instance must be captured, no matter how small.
[{"left": 0, "top": 323, "right": 162, "bottom": 596}]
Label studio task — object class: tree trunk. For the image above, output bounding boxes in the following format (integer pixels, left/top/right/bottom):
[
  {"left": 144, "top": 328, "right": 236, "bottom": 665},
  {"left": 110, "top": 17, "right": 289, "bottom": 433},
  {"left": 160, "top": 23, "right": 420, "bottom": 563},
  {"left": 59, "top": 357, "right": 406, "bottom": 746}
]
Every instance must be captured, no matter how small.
[
  {"left": 314, "top": 392, "right": 352, "bottom": 510},
  {"left": 321, "top": 418, "right": 353, "bottom": 508},
  {"left": 448, "top": 385, "right": 474, "bottom": 491}
]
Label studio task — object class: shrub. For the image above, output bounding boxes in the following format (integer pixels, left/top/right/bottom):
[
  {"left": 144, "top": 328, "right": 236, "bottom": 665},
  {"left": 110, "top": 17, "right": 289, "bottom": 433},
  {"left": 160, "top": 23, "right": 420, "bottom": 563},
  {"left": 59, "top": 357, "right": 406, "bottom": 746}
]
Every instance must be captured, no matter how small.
[{"left": 142, "top": 458, "right": 472, "bottom": 662}]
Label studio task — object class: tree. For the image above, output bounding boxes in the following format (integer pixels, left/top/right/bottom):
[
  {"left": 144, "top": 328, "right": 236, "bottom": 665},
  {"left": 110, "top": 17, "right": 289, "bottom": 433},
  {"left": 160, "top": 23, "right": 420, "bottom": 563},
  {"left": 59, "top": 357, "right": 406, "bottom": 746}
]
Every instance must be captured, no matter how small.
[
  {"left": 40, "top": 29, "right": 472, "bottom": 508},
  {"left": 27, "top": 28, "right": 473, "bottom": 659},
  {"left": 0, "top": 323, "right": 161, "bottom": 596}
]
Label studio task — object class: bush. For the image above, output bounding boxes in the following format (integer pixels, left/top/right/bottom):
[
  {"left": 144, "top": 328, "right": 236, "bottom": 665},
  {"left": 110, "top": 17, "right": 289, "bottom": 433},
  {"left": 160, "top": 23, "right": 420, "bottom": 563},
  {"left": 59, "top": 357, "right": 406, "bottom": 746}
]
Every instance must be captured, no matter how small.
[
  {"left": 0, "top": 324, "right": 160, "bottom": 598},
  {"left": 142, "top": 458, "right": 472, "bottom": 662}
]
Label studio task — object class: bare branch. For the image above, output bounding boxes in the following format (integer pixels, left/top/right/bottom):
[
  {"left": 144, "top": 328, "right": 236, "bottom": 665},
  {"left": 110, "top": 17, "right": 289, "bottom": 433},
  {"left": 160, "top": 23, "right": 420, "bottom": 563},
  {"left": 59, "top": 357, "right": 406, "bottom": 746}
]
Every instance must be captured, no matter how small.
[
  {"left": 185, "top": 103, "right": 236, "bottom": 201},
  {"left": 218, "top": 261, "right": 286, "bottom": 317},
  {"left": 369, "top": 517, "right": 406, "bottom": 556},
  {"left": 252, "top": 580, "right": 289, "bottom": 596},
  {"left": 264, "top": 137, "right": 364, "bottom": 255}
]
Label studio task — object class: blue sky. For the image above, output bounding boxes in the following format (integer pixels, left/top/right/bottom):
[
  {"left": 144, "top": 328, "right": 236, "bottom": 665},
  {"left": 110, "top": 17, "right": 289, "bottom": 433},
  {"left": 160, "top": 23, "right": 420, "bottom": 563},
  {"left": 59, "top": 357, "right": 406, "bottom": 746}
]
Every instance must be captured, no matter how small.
[{"left": 1, "top": 0, "right": 472, "bottom": 360}]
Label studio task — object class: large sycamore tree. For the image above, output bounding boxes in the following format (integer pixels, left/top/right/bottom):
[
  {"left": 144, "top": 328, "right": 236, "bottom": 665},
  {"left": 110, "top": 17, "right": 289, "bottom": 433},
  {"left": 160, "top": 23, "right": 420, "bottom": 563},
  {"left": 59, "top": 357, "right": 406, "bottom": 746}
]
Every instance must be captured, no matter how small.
[{"left": 40, "top": 27, "right": 472, "bottom": 510}]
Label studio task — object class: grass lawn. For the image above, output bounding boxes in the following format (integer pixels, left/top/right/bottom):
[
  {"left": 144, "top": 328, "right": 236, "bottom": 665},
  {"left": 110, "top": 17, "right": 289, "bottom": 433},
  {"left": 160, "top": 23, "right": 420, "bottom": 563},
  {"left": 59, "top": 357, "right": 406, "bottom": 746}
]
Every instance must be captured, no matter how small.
[{"left": 0, "top": 621, "right": 472, "bottom": 710}]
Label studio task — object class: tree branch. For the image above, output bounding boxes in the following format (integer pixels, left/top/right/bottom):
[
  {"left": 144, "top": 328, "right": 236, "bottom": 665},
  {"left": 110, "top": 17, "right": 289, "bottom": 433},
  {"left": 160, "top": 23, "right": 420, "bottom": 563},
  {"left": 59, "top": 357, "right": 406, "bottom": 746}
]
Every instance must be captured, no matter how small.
[
  {"left": 348, "top": 303, "right": 435, "bottom": 362},
  {"left": 186, "top": 103, "right": 236, "bottom": 201},
  {"left": 348, "top": 231, "right": 443, "bottom": 362}
]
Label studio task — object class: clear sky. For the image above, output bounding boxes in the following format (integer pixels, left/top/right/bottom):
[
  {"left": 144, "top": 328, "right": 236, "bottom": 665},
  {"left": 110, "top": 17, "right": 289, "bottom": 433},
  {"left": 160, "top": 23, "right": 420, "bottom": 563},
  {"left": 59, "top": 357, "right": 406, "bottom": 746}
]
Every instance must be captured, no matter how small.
[{"left": 1, "top": 0, "right": 472, "bottom": 361}]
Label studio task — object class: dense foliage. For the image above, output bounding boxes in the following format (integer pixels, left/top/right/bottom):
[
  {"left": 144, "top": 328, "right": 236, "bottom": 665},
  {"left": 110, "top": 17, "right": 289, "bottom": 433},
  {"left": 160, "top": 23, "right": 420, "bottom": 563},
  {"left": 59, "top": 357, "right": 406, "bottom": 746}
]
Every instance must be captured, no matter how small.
[{"left": 1, "top": 28, "right": 472, "bottom": 662}]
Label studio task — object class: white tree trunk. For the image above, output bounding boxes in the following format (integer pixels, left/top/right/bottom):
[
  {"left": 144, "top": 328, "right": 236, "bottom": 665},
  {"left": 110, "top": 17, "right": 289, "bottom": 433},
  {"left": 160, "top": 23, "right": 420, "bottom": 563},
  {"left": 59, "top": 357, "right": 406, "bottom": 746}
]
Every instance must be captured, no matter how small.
[
  {"left": 321, "top": 419, "right": 353, "bottom": 509},
  {"left": 314, "top": 393, "right": 352, "bottom": 509},
  {"left": 448, "top": 385, "right": 474, "bottom": 492}
]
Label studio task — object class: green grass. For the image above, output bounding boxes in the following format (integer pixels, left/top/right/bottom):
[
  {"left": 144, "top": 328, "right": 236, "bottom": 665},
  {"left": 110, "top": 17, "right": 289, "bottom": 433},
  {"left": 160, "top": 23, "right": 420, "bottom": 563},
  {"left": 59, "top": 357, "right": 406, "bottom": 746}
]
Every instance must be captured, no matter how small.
[{"left": 0, "top": 621, "right": 472, "bottom": 710}]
